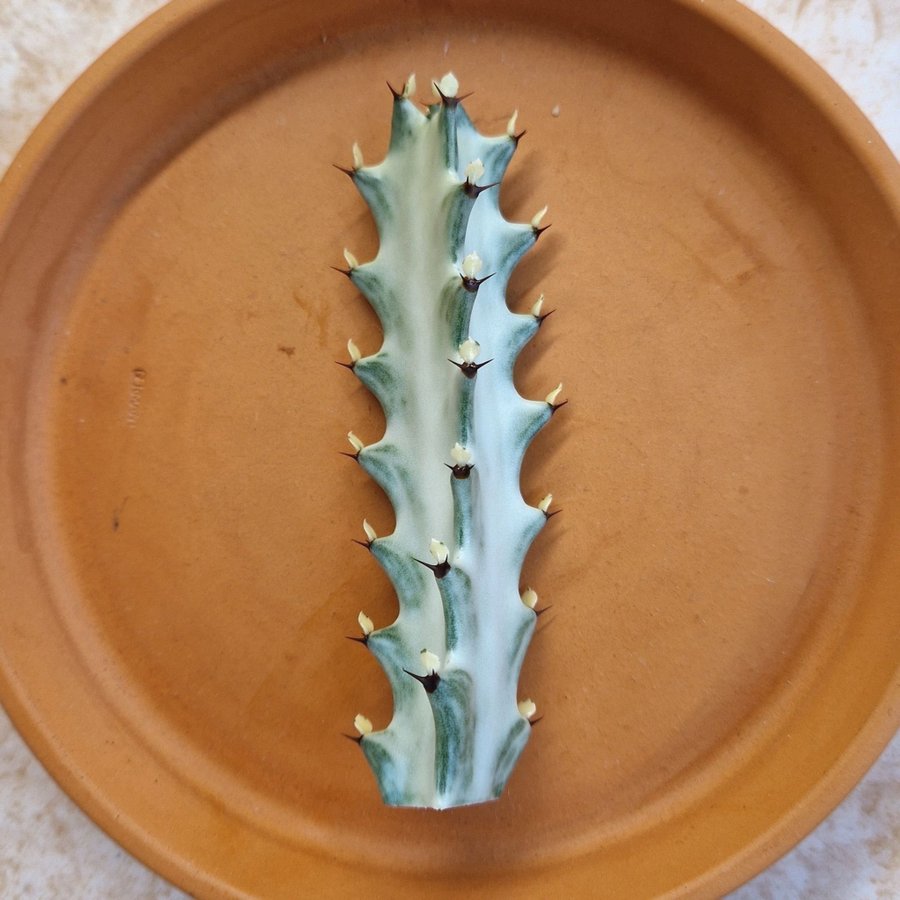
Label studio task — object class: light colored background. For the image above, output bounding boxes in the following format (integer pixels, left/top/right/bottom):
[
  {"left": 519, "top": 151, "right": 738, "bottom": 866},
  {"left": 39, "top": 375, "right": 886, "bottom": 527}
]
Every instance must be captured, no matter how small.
[{"left": 1, "top": 1, "right": 899, "bottom": 896}]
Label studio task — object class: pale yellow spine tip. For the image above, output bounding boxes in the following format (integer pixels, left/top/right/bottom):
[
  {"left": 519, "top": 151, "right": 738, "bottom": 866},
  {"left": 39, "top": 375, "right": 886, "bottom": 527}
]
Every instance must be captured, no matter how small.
[
  {"left": 357, "top": 610, "right": 374, "bottom": 635},
  {"left": 347, "top": 431, "right": 365, "bottom": 453},
  {"left": 531, "top": 205, "right": 548, "bottom": 228},
  {"left": 459, "top": 337, "right": 480, "bottom": 364},
  {"left": 362, "top": 519, "right": 377, "bottom": 542},
  {"left": 464, "top": 159, "right": 485, "bottom": 184},
  {"left": 521, "top": 587, "right": 538, "bottom": 610},
  {"left": 450, "top": 442, "right": 472, "bottom": 466},
  {"left": 507, "top": 109, "right": 519, "bottom": 137},
  {"left": 429, "top": 539, "right": 449, "bottom": 565},
  {"left": 347, "top": 338, "right": 361, "bottom": 363},
  {"left": 420, "top": 649, "right": 441, "bottom": 673},
  {"left": 531, "top": 294, "right": 545, "bottom": 318},
  {"left": 518, "top": 699, "right": 537, "bottom": 720},
  {"left": 351, "top": 142, "right": 364, "bottom": 170},
  {"left": 343, "top": 247, "right": 359, "bottom": 269},
  {"left": 538, "top": 493, "right": 553, "bottom": 514},
  {"left": 354, "top": 714, "right": 373, "bottom": 735},
  {"left": 462, "top": 252, "right": 483, "bottom": 279},
  {"left": 545, "top": 383, "right": 563, "bottom": 406},
  {"left": 433, "top": 72, "right": 459, "bottom": 98}
]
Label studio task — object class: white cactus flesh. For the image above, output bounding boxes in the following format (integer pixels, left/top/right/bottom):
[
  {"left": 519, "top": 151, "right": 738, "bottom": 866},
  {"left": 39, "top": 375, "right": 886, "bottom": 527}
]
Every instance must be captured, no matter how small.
[{"left": 339, "top": 73, "right": 560, "bottom": 808}]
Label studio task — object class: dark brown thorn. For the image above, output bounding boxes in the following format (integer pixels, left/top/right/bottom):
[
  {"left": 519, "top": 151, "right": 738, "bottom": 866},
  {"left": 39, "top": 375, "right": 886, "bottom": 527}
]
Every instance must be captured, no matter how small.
[
  {"left": 335, "top": 359, "right": 356, "bottom": 371},
  {"left": 343, "top": 732, "right": 364, "bottom": 744},
  {"left": 333, "top": 163, "right": 355, "bottom": 178},
  {"left": 535, "top": 604, "right": 553, "bottom": 618},
  {"left": 536, "top": 308, "right": 556, "bottom": 326},
  {"left": 414, "top": 557, "right": 451, "bottom": 579},
  {"left": 345, "top": 634, "right": 369, "bottom": 645},
  {"left": 448, "top": 358, "right": 493, "bottom": 379},
  {"left": 331, "top": 265, "right": 353, "bottom": 279},
  {"left": 528, "top": 716, "right": 544, "bottom": 727},
  {"left": 461, "top": 271, "right": 495, "bottom": 293},
  {"left": 549, "top": 399, "right": 568, "bottom": 416},
  {"left": 387, "top": 80, "right": 402, "bottom": 100},
  {"left": 512, "top": 128, "right": 527, "bottom": 145},
  {"left": 462, "top": 180, "right": 500, "bottom": 199},
  {"left": 533, "top": 223, "right": 552, "bottom": 240},
  {"left": 445, "top": 463, "right": 473, "bottom": 479},
  {"left": 432, "top": 83, "right": 474, "bottom": 108},
  {"left": 544, "top": 508, "right": 562, "bottom": 520},
  {"left": 339, "top": 451, "right": 360, "bottom": 462},
  {"left": 403, "top": 668, "right": 441, "bottom": 693},
  {"left": 351, "top": 538, "right": 372, "bottom": 550}
]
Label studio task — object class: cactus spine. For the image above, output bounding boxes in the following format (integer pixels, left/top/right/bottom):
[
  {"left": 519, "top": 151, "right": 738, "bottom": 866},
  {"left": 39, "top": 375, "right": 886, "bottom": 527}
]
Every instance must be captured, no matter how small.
[{"left": 340, "top": 73, "right": 560, "bottom": 809}]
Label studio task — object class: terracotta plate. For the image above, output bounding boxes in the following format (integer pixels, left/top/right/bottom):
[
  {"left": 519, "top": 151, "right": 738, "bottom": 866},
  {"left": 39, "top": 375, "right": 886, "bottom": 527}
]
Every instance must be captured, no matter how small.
[{"left": 2, "top": 0, "right": 900, "bottom": 896}]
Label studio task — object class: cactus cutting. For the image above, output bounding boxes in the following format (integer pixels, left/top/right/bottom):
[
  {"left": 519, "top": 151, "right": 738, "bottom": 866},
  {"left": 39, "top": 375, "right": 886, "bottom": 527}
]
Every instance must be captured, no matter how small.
[{"left": 338, "top": 72, "right": 562, "bottom": 809}]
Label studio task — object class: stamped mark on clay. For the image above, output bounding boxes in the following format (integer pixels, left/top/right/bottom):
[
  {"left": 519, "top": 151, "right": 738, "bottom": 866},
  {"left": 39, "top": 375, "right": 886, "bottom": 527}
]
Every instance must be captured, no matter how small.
[{"left": 126, "top": 368, "right": 147, "bottom": 426}]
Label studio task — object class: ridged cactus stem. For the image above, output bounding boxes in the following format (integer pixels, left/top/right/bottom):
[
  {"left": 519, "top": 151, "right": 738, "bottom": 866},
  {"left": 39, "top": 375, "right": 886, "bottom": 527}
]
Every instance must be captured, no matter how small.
[{"left": 342, "top": 74, "right": 557, "bottom": 808}]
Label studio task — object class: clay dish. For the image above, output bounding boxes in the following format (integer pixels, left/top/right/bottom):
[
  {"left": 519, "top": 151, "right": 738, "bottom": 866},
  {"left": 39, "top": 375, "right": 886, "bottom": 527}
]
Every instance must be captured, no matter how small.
[{"left": 1, "top": 0, "right": 899, "bottom": 896}]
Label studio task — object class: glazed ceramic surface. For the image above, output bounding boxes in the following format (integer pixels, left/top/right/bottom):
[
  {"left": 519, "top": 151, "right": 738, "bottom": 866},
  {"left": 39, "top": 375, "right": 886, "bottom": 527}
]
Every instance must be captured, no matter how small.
[{"left": 1, "top": 1, "right": 900, "bottom": 897}]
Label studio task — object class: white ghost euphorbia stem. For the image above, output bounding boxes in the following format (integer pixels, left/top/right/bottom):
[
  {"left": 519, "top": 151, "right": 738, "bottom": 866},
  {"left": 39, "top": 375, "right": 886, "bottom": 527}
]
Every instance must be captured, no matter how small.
[{"left": 335, "top": 74, "right": 562, "bottom": 808}]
